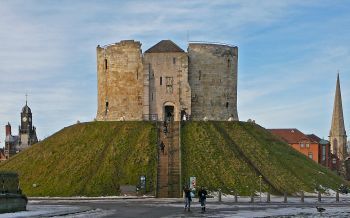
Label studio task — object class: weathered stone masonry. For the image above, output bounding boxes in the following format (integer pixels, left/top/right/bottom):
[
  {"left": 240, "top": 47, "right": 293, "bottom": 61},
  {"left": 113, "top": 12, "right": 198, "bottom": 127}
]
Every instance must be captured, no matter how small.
[{"left": 96, "top": 40, "right": 239, "bottom": 122}]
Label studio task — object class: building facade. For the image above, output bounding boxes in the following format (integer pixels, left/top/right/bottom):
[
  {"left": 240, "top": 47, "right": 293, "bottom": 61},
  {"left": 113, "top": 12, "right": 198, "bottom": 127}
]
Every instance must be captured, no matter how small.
[
  {"left": 269, "top": 129, "right": 331, "bottom": 168},
  {"left": 96, "top": 40, "right": 238, "bottom": 122},
  {"left": 4, "top": 101, "right": 38, "bottom": 159}
]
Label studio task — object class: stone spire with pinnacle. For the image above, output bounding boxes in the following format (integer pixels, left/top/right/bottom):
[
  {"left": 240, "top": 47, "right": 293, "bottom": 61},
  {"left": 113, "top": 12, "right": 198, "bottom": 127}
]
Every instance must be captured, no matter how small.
[{"left": 329, "top": 73, "right": 347, "bottom": 176}]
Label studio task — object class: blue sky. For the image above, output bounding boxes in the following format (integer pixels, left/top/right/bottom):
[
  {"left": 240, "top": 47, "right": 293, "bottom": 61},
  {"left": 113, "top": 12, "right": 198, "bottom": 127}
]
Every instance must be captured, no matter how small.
[{"left": 1, "top": 0, "right": 350, "bottom": 147}]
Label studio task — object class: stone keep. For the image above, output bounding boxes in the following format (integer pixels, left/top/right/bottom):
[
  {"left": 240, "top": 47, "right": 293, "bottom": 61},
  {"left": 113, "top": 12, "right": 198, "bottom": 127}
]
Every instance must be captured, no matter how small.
[
  {"left": 96, "top": 40, "right": 144, "bottom": 121},
  {"left": 96, "top": 40, "right": 239, "bottom": 121},
  {"left": 188, "top": 43, "right": 238, "bottom": 121},
  {"left": 144, "top": 40, "right": 191, "bottom": 122}
]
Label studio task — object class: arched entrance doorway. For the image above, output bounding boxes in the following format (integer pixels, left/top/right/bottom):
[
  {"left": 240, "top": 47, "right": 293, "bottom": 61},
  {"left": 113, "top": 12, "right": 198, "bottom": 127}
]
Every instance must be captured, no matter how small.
[{"left": 164, "top": 105, "right": 174, "bottom": 122}]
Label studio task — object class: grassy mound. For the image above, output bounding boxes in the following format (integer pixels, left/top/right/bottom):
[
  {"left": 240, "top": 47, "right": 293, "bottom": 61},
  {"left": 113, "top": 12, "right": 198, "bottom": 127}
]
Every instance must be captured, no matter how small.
[
  {"left": 181, "top": 121, "right": 346, "bottom": 195},
  {"left": 0, "top": 121, "right": 157, "bottom": 196},
  {"left": 0, "top": 121, "right": 346, "bottom": 197}
]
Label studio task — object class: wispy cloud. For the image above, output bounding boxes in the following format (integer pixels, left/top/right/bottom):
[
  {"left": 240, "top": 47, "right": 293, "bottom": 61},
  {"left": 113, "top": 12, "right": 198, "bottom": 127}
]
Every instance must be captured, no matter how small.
[{"left": 0, "top": 0, "right": 350, "bottom": 147}]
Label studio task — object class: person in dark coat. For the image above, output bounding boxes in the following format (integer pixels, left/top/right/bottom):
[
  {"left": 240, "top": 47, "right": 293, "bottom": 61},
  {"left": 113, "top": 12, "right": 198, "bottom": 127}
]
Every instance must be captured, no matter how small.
[
  {"left": 198, "top": 186, "right": 208, "bottom": 212},
  {"left": 183, "top": 185, "right": 192, "bottom": 211},
  {"left": 160, "top": 141, "right": 165, "bottom": 154}
]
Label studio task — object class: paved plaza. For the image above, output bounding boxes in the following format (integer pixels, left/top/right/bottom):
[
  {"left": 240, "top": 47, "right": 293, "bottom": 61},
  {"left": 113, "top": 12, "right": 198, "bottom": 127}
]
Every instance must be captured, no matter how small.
[{"left": 1, "top": 196, "right": 350, "bottom": 217}]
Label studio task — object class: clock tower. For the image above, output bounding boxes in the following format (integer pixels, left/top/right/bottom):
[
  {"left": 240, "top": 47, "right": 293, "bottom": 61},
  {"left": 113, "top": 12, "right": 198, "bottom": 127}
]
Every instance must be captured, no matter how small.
[{"left": 18, "top": 97, "right": 38, "bottom": 150}]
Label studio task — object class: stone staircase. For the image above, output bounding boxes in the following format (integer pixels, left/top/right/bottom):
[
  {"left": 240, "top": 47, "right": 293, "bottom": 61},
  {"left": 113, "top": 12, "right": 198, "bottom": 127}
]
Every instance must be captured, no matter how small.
[{"left": 156, "top": 121, "right": 181, "bottom": 198}]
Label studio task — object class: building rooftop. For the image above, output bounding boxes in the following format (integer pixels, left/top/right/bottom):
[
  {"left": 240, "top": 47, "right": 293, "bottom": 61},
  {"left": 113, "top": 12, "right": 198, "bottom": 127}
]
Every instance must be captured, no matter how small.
[
  {"left": 145, "top": 40, "right": 184, "bottom": 53},
  {"left": 269, "top": 128, "right": 317, "bottom": 144}
]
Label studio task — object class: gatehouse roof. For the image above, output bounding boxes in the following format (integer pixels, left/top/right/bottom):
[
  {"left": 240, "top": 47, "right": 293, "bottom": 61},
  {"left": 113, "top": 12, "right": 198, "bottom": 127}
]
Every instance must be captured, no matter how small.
[{"left": 145, "top": 40, "right": 184, "bottom": 53}]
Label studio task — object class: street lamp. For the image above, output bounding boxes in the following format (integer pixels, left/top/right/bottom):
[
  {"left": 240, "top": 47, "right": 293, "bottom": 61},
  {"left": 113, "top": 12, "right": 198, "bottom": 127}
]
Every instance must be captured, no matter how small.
[{"left": 259, "top": 175, "right": 262, "bottom": 202}]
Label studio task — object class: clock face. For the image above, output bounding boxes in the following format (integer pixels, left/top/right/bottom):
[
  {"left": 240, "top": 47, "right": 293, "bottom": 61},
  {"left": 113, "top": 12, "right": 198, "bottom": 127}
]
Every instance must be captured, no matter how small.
[{"left": 22, "top": 117, "right": 27, "bottom": 122}]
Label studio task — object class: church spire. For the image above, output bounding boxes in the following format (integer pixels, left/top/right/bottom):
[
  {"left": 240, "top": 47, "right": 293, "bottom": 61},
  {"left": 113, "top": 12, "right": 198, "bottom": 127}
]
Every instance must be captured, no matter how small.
[
  {"left": 330, "top": 73, "right": 346, "bottom": 137},
  {"left": 329, "top": 72, "right": 347, "bottom": 180}
]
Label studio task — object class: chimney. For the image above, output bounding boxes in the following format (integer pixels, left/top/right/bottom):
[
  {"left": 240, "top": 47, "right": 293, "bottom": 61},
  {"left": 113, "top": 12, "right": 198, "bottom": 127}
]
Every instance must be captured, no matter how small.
[{"left": 5, "top": 122, "right": 11, "bottom": 136}]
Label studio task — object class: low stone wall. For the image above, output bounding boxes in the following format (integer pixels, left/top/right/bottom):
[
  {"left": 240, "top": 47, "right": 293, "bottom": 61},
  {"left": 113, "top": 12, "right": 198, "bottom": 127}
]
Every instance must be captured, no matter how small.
[
  {"left": 0, "top": 171, "right": 27, "bottom": 213},
  {"left": 1, "top": 171, "right": 19, "bottom": 193}
]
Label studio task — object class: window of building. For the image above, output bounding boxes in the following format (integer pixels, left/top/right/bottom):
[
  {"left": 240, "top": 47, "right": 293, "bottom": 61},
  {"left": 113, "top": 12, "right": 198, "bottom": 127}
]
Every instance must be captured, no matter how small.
[
  {"left": 300, "top": 143, "right": 305, "bottom": 148},
  {"left": 306, "top": 143, "right": 310, "bottom": 148},
  {"left": 104, "top": 59, "right": 108, "bottom": 70},
  {"left": 166, "top": 77, "right": 173, "bottom": 94},
  {"left": 322, "top": 145, "right": 326, "bottom": 161},
  {"left": 308, "top": 152, "right": 313, "bottom": 159},
  {"left": 151, "top": 92, "right": 153, "bottom": 101},
  {"left": 173, "top": 57, "right": 176, "bottom": 64},
  {"left": 226, "top": 102, "right": 229, "bottom": 108},
  {"left": 199, "top": 70, "right": 201, "bottom": 80},
  {"left": 160, "top": 77, "right": 162, "bottom": 85},
  {"left": 332, "top": 158, "right": 337, "bottom": 164}
]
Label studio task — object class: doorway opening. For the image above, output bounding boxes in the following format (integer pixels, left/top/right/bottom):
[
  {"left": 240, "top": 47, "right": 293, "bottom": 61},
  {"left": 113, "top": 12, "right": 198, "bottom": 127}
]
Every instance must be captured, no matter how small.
[{"left": 164, "top": 106, "right": 174, "bottom": 122}]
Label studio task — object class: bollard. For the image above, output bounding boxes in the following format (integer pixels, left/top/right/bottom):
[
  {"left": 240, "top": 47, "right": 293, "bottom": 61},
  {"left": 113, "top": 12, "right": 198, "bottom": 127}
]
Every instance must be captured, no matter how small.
[
  {"left": 250, "top": 194, "right": 254, "bottom": 203},
  {"left": 218, "top": 189, "right": 222, "bottom": 202},
  {"left": 283, "top": 192, "right": 287, "bottom": 203},
  {"left": 318, "top": 191, "right": 321, "bottom": 202},
  {"left": 336, "top": 191, "right": 339, "bottom": 202},
  {"left": 301, "top": 191, "right": 304, "bottom": 203},
  {"left": 234, "top": 193, "right": 238, "bottom": 203},
  {"left": 266, "top": 192, "right": 270, "bottom": 203}
]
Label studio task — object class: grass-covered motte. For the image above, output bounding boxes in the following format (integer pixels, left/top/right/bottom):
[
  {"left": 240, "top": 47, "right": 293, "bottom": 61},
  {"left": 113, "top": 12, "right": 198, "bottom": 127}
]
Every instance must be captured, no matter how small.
[
  {"left": 181, "top": 121, "right": 347, "bottom": 195},
  {"left": 0, "top": 121, "right": 157, "bottom": 197},
  {"left": 0, "top": 120, "right": 346, "bottom": 197}
]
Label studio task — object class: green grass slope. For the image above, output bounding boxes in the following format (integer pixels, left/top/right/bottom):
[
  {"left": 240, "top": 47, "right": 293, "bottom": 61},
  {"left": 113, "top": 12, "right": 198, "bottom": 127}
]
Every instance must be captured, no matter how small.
[
  {"left": 0, "top": 121, "right": 157, "bottom": 196},
  {"left": 181, "top": 121, "right": 347, "bottom": 195},
  {"left": 0, "top": 120, "right": 346, "bottom": 197}
]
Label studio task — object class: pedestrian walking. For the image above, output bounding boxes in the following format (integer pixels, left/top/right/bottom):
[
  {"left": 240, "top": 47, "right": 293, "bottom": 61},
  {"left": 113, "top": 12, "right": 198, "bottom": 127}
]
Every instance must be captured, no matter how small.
[
  {"left": 183, "top": 186, "right": 192, "bottom": 211},
  {"left": 198, "top": 186, "right": 208, "bottom": 212},
  {"left": 160, "top": 141, "right": 165, "bottom": 154}
]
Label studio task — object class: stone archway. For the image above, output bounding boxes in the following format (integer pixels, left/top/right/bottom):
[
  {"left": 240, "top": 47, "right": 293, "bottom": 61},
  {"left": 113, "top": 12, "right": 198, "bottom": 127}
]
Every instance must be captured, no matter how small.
[{"left": 163, "top": 102, "right": 177, "bottom": 121}]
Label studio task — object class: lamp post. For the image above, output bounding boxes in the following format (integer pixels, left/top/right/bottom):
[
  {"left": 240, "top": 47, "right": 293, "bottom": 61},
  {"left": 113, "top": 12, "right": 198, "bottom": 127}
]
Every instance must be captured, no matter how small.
[{"left": 259, "top": 175, "right": 262, "bottom": 202}]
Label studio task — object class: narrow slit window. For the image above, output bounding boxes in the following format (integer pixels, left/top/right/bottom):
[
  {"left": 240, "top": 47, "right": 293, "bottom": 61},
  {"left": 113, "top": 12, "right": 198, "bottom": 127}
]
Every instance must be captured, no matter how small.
[
  {"left": 105, "top": 101, "right": 109, "bottom": 115},
  {"left": 226, "top": 102, "right": 229, "bottom": 108},
  {"left": 160, "top": 77, "right": 162, "bottom": 85},
  {"left": 199, "top": 70, "right": 201, "bottom": 80},
  {"left": 173, "top": 57, "right": 176, "bottom": 64},
  {"left": 151, "top": 92, "right": 153, "bottom": 101},
  {"left": 105, "top": 59, "right": 108, "bottom": 70},
  {"left": 227, "top": 59, "right": 230, "bottom": 68}
]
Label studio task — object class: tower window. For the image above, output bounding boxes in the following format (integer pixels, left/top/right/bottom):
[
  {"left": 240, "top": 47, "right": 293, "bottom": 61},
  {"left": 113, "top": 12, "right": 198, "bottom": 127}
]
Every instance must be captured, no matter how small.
[
  {"left": 105, "top": 101, "right": 109, "bottom": 115},
  {"left": 160, "top": 77, "right": 162, "bottom": 85},
  {"left": 166, "top": 77, "right": 173, "bottom": 94},
  {"left": 151, "top": 92, "right": 153, "bottom": 101},
  {"left": 226, "top": 102, "right": 229, "bottom": 108},
  {"left": 104, "top": 59, "right": 108, "bottom": 70},
  {"left": 173, "top": 57, "right": 176, "bottom": 64},
  {"left": 199, "top": 70, "right": 201, "bottom": 80},
  {"left": 227, "top": 59, "right": 231, "bottom": 68}
]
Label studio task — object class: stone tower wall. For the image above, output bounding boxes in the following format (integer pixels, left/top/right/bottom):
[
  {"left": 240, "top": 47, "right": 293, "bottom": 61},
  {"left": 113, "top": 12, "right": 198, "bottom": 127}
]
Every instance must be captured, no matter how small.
[
  {"left": 144, "top": 52, "right": 191, "bottom": 121},
  {"left": 96, "top": 40, "right": 144, "bottom": 121},
  {"left": 188, "top": 43, "right": 238, "bottom": 121}
]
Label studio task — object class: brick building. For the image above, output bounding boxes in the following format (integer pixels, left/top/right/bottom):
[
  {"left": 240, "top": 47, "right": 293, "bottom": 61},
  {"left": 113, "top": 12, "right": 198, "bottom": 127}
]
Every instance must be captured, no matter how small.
[
  {"left": 269, "top": 129, "right": 332, "bottom": 168},
  {"left": 0, "top": 149, "right": 6, "bottom": 162}
]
